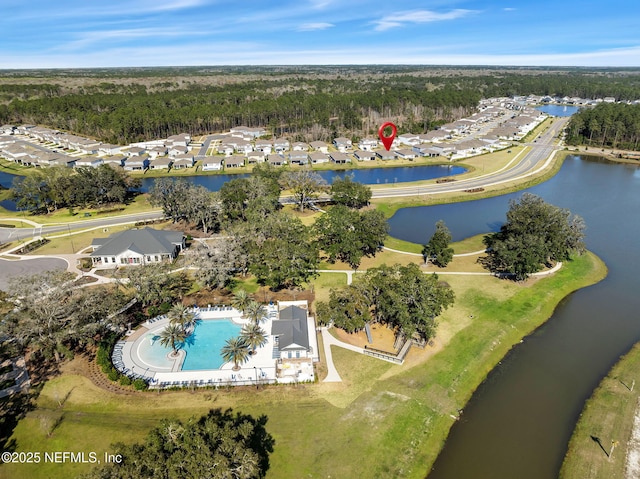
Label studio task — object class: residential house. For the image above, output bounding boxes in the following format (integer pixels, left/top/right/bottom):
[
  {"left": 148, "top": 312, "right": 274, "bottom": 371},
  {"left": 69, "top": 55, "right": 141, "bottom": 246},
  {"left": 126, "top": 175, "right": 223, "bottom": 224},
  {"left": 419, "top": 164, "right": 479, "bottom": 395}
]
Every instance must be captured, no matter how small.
[
  {"left": 230, "top": 126, "right": 267, "bottom": 139},
  {"left": 329, "top": 152, "right": 351, "bottom": 164},
  {"left": 353, "top": 150, "right": 376, "bottom": 161},
  {"left": 47, "top": 156, "right": 76, "bottom": 168},
  {"left": 395, "top": 149, "right": 416, "bottom": 160},
  {"left": 168, "top": 145, "right": 189, "bottom": 157},
  {"left": 376, "top": 150, "right": 396, "bottom": 161},
  {"left": 357, "top": 138, "right": 378, "bottom": 151},
  {"left": 90, "top": 227, "right": 185, "bottom": 267},
  {"left": 310, "top": 141, "right": 328, "bottom": 153},
  {"left": 427, "top": 144, "right": 455, "bottom": 157},
  {"left": 166, "top": 133, "right": 190, "bottom": 147},
  {"left": 288, "top": 151, "right": 308, "bottom": 165},
  {"left": 224, "top": 155, "right": 245, "bottom": 168},
  {"left": 125, "top": 146, "right": 146, "bottom": 157},
  {"left": 217, "top": 144, "right": 235, "bottom": 156},
  {"left": 99, "top": 144, "right": 123, "bottom": 156},
  {"left": 231, "top": 138, "right": 253, "bottom": 155},
  {"left": 267, "top": 154, "right": 285, "bottom": 166},
  {"left": 247, "top": 151, "right": 266, "bottom": 164},
  {"left": 75, "top": 157, "right": 104, "bottom": 168},
  {"left": 172, "top": 154, "right": 194, "bottom": 169},
  {"left": 418, "top": 131, "right": 449, "bottom": 143},
  {"left": 450, "top": 139, "right": 488, "bottom": 159},
  {"left": 291, "top": 142, "right": 309, "bottom": 151},
  {"left": 102, "top": 155, "right": 126, "bottom": 167},
  {"left": 16, "top": 125, "right": 36, "bottom": 135},
  {"left": 412, "top": 145, "right": 442, "bottom": 158},
  {"left": 149, "top": 157, "right": 173, "bottom": 170},
  {"left": 333, "top": 137, "right": 352, "bottom": 152},
  {"left": 397, "top": 133, "right": 420, "bottom": 146},
  {"left": 202, "top": 157, "right": 223, "bottom": 171},
  {"left": 0, "top": 135, "right": 14, "bottom": 147},
  {"left": 254, "top": 140, "right": 273, "bottom": 154},
  {"left": 273, "top": 138, "right": 290, "bottom": 153},
  {"left": 148, "top": 146, "right": 168, "bottom": 159},
  {"left": 123, "top": 155, "right": 150, "bottom": 171},
  {"left": 308, "top": 152, "right": 329, "bottom": 164}
]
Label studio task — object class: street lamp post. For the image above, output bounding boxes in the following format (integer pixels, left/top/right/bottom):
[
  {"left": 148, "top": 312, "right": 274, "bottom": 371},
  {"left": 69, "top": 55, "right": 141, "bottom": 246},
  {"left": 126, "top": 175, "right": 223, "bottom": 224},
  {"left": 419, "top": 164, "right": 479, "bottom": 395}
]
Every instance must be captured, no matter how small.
[{"left": 253, "top": 366, "right": 258, "bottom": 390}]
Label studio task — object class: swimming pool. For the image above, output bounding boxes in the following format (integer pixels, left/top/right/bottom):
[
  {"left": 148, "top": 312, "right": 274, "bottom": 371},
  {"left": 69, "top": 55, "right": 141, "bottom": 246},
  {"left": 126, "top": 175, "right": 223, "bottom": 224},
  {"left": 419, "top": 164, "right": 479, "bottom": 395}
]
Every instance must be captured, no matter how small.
[{"left": 138, "top": 319, "right": 242, "bottom": 371}]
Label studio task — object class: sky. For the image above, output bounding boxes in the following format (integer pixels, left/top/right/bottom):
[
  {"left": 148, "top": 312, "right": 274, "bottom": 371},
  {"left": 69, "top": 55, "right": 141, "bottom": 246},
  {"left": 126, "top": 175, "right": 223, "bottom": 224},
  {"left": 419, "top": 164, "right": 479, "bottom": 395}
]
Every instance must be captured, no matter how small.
[{"left": 1, "top": 0, "right": 639, "bottom": 68}]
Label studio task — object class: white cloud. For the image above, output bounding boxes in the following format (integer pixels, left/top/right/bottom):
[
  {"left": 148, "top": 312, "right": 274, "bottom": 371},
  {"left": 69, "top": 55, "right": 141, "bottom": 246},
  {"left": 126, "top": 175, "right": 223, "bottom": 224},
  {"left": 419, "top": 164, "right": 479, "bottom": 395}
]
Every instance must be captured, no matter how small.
[
  {"left": 373, "top": 9, "right": 477, "bottom": 32},
  {"left": 503, "top": 7, "right": 517, "bottom": 12},
  {"left": 297, "top": 22, "right": 334, "bottom": 32}
]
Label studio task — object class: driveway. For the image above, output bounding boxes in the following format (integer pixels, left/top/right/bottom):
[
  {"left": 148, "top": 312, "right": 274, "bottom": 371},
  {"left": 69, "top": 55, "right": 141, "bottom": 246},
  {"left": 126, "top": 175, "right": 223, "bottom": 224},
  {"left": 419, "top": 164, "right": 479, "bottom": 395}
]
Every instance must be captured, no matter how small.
[{"left": 0, "top": 257, "right": 67, "bottom": 291}]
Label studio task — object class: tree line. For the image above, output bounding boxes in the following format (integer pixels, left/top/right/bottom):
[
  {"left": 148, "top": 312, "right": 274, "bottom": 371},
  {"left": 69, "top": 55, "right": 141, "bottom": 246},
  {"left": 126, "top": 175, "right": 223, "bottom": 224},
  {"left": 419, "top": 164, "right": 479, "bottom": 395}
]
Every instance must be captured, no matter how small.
[
  {"left": 11, "top": 164, "right": 140, "bottom": 213},
  {"left": 149, "top": 170, "right": 387, "bottom": 290},
  {"left": 3, "top": 67, "right": 640, "bottom": 145},
  {"left": 566, "top": 103, "right": 640, "bottom": 150}
]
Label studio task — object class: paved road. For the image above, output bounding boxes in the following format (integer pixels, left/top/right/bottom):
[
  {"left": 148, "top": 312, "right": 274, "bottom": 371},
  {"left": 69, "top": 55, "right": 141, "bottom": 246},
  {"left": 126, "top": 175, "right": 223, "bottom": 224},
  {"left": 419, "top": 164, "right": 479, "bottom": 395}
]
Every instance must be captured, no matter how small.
[
  {"left": 369, "top": 116, "right": 569, "bottom": 199},
  {"left": 0, "top": 210, "right": 164, "bottom": 243}
]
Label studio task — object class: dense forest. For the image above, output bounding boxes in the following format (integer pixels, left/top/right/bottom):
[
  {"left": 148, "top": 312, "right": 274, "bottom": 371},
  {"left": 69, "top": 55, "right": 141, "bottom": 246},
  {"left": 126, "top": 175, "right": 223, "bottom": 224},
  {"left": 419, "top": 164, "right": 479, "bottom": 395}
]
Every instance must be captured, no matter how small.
[
  {"left": 1, "top": 66, "right": 640, "bottom": 145},
  {"left": 565, "top": 103, "right": 640, "bottom": 150}
]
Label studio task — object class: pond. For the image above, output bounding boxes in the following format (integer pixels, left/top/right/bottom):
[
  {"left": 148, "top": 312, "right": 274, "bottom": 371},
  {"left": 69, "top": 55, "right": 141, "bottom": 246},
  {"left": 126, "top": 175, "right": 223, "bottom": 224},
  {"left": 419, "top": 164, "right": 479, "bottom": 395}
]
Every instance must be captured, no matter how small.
[
  {"left": 386, "top": 156, "right": 640, "bottom": 479},
  {"left": 535, "top": 104, "right": 580, "bottom": 117},
  {"left": 0, "top": 164, "right": 467, "bottom": 211},
  {"left": 137, "top": 164, "right": 467, "bottom": 192}
]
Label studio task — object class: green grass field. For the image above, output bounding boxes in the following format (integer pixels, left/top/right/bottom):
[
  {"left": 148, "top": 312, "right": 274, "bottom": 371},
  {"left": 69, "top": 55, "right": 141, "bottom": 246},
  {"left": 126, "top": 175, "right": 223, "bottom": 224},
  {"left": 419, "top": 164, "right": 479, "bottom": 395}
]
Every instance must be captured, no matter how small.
[
  {"left": 560, "top": 342, "right": 640, "bottom": 479},
  {"left": 0, "top": 251, "right": 606, "bottom": 479}
]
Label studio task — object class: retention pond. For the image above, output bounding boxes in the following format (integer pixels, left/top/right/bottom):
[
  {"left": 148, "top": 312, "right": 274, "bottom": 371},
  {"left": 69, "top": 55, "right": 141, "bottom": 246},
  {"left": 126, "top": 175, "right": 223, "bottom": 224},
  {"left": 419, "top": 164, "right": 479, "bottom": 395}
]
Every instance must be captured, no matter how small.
[{"left": 389, "top": 155, "right": 640, "bottom": 478}]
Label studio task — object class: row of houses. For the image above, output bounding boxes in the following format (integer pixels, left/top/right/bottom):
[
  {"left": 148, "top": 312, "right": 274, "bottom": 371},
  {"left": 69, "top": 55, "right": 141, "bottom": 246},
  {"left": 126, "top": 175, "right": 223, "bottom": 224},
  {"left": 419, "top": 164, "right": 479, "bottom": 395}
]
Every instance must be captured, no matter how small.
[
  {"left": 0, "top": 125, "right": 199, "bottom": 171},
  {"left": 0, "top": 97, "right": 546, "bottom": 172}
]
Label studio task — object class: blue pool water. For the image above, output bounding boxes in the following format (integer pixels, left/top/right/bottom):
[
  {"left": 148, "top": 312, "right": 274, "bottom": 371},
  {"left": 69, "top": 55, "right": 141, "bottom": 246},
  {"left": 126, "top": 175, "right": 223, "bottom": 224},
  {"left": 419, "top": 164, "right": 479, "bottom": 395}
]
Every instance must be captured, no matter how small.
[{"left": 139, "top": 319, "right": 242, "bottom": 370}]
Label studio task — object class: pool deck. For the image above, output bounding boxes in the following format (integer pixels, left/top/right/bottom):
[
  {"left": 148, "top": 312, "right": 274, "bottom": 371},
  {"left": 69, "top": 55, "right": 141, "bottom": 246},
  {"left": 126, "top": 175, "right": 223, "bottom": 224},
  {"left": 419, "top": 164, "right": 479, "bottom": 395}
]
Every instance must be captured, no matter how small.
[{"left": 112, "top": 305, "right": 312, "bottom": 388}]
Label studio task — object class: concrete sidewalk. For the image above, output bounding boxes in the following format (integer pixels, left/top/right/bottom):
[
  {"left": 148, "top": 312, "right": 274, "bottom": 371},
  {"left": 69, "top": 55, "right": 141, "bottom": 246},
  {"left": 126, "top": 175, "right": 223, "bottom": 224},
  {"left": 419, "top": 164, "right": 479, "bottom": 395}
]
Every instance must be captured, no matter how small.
[{"left": 320, "top": 327, "right": 366, "bottom": 383}]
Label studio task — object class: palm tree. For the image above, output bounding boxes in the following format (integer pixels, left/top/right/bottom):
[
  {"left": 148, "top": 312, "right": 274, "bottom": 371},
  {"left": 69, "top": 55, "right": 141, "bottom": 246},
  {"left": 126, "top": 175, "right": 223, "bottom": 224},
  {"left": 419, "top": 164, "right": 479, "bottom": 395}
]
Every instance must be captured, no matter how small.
[
  {"left": 168, "top": 303, "right": 197, "bottom": 334},
  {"left": 240, "top": 323, "right": 268, "bottom": 355},
  {"left": 245, "top": 300, "right": 267, "bottom": 324},
  {"left": 231, "top": 289, "right": 252, "bottom": 315},
  {"left": 159, "top": 323, "right": 187, "bottom": 357},
  {"left": 221, "top": 337, "right": 251, "bottom": 371}
]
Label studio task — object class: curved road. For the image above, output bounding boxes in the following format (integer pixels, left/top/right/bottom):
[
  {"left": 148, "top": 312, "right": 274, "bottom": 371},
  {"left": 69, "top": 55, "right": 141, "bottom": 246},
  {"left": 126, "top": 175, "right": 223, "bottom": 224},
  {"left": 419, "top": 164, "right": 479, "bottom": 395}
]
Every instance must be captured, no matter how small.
[
  {"left": 0, "top": 117, "right": 568, "bottom": 244},
  {"left": 370, "top": 116, "right": 568, "bottom": 198}
]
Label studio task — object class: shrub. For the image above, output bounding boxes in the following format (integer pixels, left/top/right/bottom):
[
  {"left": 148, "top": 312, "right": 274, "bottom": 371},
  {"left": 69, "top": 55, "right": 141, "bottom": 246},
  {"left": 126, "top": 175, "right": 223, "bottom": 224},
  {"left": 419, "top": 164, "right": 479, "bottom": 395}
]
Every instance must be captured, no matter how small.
[
  {"left": 132, "top": 378, "right": 149, "bottom": 390},
  {"left": 119, "top": 375, "right": 132, "bottom": 386},
  {"left": 107, "top": 368, "right": 120, "bottom": 381}
]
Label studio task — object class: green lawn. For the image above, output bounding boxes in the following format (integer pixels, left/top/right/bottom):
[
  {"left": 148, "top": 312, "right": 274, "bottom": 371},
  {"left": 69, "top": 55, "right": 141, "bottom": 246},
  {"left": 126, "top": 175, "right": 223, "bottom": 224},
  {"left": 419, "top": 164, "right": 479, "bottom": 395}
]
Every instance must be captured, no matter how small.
[
  {"left": 0, "top": 251, "right": 606, "bottom": 479},
  {"left": 560, "top": 342, "right": 640, "bottom": 479}
]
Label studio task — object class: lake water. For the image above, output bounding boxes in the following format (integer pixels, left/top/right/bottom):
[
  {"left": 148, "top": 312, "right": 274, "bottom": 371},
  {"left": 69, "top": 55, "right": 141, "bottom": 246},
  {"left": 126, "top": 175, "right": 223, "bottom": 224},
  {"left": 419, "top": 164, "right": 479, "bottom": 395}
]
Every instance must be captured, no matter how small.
[
  {"left": 0, "top": 164, "right": 467, "bottom": 211},
  {"left": 386, "top": 156, "right": 640, "bottom": 479},
  {"left": 536, "top": 104, "right": 580, "bottom": 117},
  {"left": 137, "top": 164, "right": 467, "bottom": 192}
]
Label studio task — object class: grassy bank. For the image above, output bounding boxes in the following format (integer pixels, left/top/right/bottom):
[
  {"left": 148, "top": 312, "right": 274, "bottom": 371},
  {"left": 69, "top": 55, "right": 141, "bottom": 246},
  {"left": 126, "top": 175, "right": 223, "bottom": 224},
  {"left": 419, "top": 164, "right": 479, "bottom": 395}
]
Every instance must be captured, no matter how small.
[
  {"left": 0, "top": 251, "right": 606, "bottom": 479},
  {"left": 560, "top": 342, "right": 640, "bottom": 479},
  {"left": 373, "top": 148, "right": 569, "bottom": 219}
]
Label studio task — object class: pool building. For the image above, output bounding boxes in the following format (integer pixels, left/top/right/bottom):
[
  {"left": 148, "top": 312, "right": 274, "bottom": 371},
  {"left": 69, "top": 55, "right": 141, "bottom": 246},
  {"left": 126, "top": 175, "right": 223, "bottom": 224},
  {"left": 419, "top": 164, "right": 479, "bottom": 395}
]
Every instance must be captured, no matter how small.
[{"left": 112, "top": 300, "right": 319, "bottom": 388}]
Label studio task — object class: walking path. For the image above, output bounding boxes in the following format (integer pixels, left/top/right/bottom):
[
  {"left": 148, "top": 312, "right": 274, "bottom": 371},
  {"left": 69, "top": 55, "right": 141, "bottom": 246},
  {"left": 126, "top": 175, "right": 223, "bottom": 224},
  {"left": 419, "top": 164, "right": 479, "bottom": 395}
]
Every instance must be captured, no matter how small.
[
  {"left": 320, "top": 327, "right": 365, "bottom": 382},
  {"left": 382, "top": 246, "right": 487, "bottom": 257}
]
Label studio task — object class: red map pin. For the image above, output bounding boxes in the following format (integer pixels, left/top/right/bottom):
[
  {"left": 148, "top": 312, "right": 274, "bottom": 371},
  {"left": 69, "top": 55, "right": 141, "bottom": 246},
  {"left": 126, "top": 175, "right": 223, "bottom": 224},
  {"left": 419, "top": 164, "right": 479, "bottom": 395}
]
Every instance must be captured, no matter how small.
[{"left": 378, "top": 122, "right": 397, "bottom": 151}]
